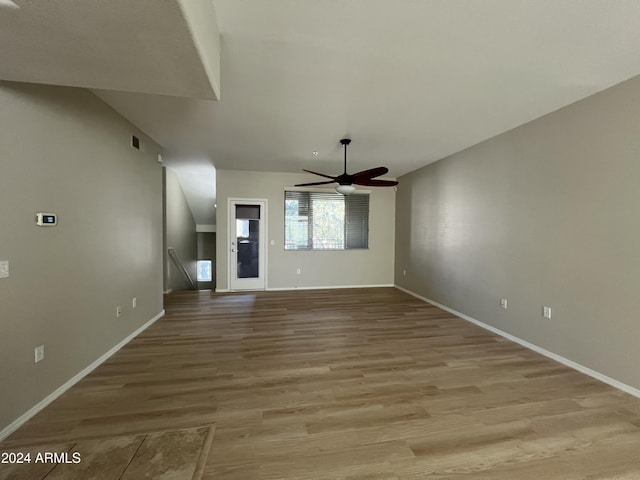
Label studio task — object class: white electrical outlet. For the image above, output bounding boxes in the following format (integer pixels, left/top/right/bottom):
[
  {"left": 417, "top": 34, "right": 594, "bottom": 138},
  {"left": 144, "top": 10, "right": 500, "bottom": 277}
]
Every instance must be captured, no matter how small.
[
  {"left": 403, "top": 269, "right": 407, "bottom": 276},
  {"left": 34, "top": 345, "right": 44, "bottom": 363},
  {"left": 116, "top": 306, "right": 122, "bottom": 318},
  {"left": 543, "top": 306, "right": 552, "bottom": 319},
  {"left": 132, "top": 297, "right": 137, "bottom": 309},
  {"left": 296, "top": 268, "right": 301, "bottom": 275},
  {"left": 500, "top": 298, "right": 508, "bottom": 309}
]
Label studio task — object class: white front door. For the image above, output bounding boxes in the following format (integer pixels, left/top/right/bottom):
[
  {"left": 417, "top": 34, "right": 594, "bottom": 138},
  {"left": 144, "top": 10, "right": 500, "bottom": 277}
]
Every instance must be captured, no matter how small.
[{"left": 229, "top": 199, "right": 266, "bottom": 290}]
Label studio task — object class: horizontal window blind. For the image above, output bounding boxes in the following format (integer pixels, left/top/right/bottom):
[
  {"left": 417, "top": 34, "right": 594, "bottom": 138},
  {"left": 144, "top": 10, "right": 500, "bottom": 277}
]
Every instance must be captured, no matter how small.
[
  {"left": 345, "top": 193, "right": 369, "bottom": 249},
  {"left": 285, "top": 190, "right": 369, "bottom": 250}
]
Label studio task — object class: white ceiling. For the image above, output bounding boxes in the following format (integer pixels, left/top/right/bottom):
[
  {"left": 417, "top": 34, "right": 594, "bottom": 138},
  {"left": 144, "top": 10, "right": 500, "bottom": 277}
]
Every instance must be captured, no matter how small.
[
  {"left": 0, "top": 0, "right": 219, "bottom": 99},
  {"left": 4, "top": 1, "right": 640, "bottom": 225}
]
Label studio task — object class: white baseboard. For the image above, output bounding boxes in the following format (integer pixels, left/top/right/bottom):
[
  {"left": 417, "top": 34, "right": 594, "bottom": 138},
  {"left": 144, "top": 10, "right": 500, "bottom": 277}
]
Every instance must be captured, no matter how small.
[
  {"left": 267, "top": 284, "right": 394, "bottom": 292},
  {"left": 0, "top": 310, "right": 165, "bottom": 442},
  {"left": 217, "top": 285, "right": 394, "bottom": 293},
  {"left": 395, "top": 285, "right": 640, "bottom": 400}
]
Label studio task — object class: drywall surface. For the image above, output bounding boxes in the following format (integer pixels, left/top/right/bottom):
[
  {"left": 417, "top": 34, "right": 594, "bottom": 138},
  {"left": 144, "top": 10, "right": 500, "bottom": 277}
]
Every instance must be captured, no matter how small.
[
  {"left": 395, "top": 74, "right": 640, "bottom": 390},
  {"left": 216, "top": 170, "right": 395, "bottom": 290},
  {"left": 0, "top": 82, "right": 164, "bottom": 433}
]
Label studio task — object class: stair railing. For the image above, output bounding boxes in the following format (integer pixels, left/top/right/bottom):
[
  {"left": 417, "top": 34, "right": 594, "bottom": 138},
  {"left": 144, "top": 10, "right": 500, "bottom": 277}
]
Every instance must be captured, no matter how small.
[{"left": 167, "top": 247, "right": 197, "bottom": 290}]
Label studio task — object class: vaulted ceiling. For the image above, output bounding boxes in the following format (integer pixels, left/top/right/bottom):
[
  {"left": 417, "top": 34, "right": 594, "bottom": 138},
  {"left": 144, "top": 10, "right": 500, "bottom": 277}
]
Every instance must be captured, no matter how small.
[{"left": 3, "top": 0, "right": 640, "bottom": 226}]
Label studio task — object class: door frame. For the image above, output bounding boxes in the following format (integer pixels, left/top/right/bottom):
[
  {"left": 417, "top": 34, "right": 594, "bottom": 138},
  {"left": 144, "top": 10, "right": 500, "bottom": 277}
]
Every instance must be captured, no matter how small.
[{"left": 227, "top": 198, "right": 268, "bottom": 291}]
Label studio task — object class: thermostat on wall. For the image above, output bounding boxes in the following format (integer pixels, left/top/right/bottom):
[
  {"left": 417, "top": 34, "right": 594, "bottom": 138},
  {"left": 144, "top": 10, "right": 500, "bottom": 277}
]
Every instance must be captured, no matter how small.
[{"left": 36, "top": 212, "right": 57, "bottom": 226}]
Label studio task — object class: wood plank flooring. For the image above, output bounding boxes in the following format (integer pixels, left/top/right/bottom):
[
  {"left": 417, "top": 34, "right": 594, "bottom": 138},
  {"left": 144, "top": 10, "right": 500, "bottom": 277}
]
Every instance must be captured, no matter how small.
[{"left": 3, "top": 287, "right": 640, "bottom": 478}]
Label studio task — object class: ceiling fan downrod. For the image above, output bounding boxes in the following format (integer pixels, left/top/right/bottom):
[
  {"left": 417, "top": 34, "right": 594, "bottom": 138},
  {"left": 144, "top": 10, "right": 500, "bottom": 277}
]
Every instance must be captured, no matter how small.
[{"left": 340, "top": 138, "right": 351, "bottom": 176}]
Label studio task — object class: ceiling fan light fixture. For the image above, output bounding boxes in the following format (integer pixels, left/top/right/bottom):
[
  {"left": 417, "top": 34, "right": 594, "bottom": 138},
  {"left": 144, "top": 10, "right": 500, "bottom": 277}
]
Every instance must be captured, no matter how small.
[{"left": 335, "top": 184, "right": 356, "bottom": 195}]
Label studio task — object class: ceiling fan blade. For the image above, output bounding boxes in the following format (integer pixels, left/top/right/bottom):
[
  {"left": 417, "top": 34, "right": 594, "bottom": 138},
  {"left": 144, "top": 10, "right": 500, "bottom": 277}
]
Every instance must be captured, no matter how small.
[
  {"left": 302, "top": 169, "right": 337, "bottom": 180},
  {"left": 351, "top": 166, "right": 389, "bottom": 180},
  {"left": 294, "top": 180, "right": 336, "bottom": 187},
  {"left": 354, "top": 178, "right": 398, "bottom": 187}
]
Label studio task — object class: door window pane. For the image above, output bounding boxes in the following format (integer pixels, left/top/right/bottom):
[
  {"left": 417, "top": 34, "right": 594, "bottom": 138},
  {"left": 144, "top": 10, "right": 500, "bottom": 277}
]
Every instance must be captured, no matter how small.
[{"left": 236, "top": 219, "right": 259, "bottom": 278}]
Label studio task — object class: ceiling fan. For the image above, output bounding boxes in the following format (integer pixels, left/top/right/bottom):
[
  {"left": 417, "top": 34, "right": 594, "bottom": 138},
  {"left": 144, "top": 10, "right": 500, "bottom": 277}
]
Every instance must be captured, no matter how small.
[{"left": 295, "top": 138, "right": 398, "bottom": 195}]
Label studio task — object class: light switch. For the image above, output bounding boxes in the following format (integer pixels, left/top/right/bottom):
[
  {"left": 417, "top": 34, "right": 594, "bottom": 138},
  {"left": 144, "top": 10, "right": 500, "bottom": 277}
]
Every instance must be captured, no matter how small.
[{"left": 0, "top": 260, "right": 8, "bottom": 279}]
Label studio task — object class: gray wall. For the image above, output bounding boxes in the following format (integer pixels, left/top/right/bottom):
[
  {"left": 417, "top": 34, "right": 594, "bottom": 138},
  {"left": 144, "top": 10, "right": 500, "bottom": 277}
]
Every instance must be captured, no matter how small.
[
  {"left": 164, "top": 167, "right": 197, "bottom": 292},
  {"left": 0, "top": 82, "right": 164, "bottom": 433},
  {"left": 216, "top": 170, "right": 396, "bottom": 290},
  {"left": 395, "top": 74, "right": 640, "bottom": 390}
]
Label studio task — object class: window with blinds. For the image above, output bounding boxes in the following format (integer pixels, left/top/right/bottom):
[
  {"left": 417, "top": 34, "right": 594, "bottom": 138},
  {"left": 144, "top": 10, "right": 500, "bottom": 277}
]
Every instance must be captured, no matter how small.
[{"left": 285, "top": 191, "right": 369, "bottom": 250}]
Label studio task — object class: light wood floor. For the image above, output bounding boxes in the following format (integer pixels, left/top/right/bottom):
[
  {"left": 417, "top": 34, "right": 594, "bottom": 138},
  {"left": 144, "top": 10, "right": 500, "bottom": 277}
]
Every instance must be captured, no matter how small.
[{"left": 3, "top": 287, "right": 640, "bottom": 479}]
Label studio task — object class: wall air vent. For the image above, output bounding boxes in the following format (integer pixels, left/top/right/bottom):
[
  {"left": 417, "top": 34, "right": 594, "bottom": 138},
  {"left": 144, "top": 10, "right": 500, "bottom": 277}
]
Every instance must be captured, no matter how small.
[{"left": 131, "top": 135, "right": 140, "bottom": 150}]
